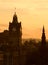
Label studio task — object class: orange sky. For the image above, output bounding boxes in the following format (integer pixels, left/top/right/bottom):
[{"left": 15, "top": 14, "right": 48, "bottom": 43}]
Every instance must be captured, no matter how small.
[{"left": 0, "top": 0, "right": 48, "bottom": 39}]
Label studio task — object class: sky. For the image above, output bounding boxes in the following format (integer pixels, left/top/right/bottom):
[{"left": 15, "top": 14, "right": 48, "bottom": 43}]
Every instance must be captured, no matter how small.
[{"left": 0, "top": 0, "right": 48, "bottom": 39}]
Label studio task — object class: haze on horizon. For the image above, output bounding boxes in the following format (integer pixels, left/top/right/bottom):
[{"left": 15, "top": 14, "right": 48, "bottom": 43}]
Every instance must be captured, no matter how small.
[{"left": 0, "top": 0, "right": 48, "bottom": 39}]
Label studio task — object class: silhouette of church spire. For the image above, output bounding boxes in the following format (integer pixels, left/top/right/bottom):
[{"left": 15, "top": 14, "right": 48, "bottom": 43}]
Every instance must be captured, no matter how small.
[
  {"left": 12, "top": 9, "right": 18, "bottom": 23},
  {"left": 41, "top": 26, "right": 46, "bottom": 47},
  {"left": 43, "top": 26, "right": 45, "bottom": 34}
]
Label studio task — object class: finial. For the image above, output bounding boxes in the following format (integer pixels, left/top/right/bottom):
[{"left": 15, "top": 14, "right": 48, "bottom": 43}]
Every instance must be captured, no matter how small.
[{"left": 14, "top": 8, "right": 16, "bottom": 14}]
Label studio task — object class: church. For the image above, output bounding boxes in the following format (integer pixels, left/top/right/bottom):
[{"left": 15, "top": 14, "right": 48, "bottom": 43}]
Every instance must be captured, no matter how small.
[{"left": 0, "top": 12, "right": 22, "bottom": 65}]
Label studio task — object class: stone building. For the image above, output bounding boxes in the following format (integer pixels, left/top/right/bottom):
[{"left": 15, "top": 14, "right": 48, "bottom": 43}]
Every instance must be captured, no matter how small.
[{"left": 0, "top": 12, "right": 22, "bottom": 65}]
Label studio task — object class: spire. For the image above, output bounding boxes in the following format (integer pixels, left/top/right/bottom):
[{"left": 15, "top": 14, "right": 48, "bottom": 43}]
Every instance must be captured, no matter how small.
[
  {"left": 12, "top": 8, "right": 18, "bottom": 23},
  {"left": 42, "top": 26, "right": 45, "bottom": 38},
  {"left": 41, "top": 26, "right": 46, "bottom": 47},
  {"left": 14, "top": 8, "right": 16, "bottom": 16},
  {"left": 43, "top": 25, "right": 45, "bottom": 33}
]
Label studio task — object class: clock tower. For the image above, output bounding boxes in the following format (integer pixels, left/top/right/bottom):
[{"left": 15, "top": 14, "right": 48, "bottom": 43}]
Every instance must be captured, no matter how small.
[
  {"left": 9, "top": 12, "right": 22, "bottom": 46},
  {"left": 9, "top": 12, "right": 22, "bottom": 65}
]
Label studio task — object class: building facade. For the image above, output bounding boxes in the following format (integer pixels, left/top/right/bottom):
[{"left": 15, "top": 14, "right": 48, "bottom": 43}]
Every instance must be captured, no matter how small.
[{"left": 0, "top": 12, "right": 22, "bottom": 65}]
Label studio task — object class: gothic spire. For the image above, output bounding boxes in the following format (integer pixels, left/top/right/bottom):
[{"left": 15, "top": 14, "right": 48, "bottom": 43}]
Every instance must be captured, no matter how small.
[
  {"left": 41, "top": 26, "right": 46, "bottom": 47},
  {"left": 43, "top": 26, "right": 45, "bottom": 33}
]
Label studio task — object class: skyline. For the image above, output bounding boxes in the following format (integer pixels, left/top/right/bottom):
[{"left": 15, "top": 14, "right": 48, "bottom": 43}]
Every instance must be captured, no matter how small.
[{"left": 0, "top": 0, "right": 48, "bottom": 39}]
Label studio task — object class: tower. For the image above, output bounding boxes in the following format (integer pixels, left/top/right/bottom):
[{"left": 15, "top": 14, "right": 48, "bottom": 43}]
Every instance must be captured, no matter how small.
[
  {"left": 0, "top": 11, "right": 22, "bottom": 65},
  {"left": 9, "top": 12, "right": 22, "bottom": 46},
  {"left": 8, "top": 12, "right": 22, "bottom": 65}
]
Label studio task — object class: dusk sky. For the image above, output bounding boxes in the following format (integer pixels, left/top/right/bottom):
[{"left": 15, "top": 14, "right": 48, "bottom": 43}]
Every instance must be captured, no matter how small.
[{"left": 0, "top": 0, "right": 48, "bottom": 39}]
